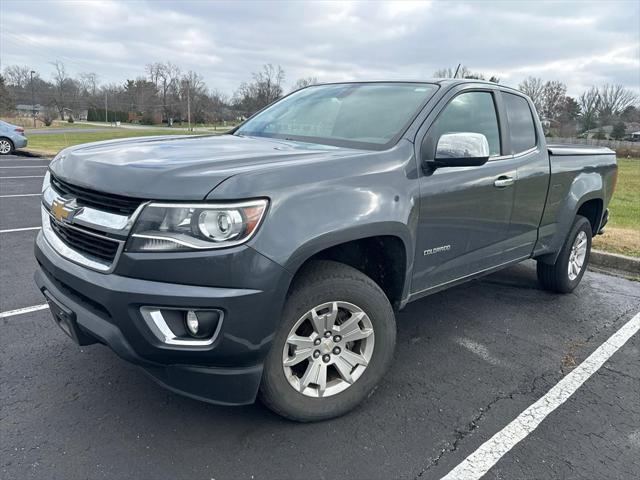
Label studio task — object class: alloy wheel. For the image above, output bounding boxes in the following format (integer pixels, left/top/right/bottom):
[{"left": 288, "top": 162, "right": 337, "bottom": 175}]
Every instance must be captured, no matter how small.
[
  {"left": 0, "top": 140, "right": 12, "bottom": 154},
  {"left": 282, "top": 301, "right": 375, "bottom": 398},
  {"left": 568, "top": 230, "right": 588, "bottom": 281}
]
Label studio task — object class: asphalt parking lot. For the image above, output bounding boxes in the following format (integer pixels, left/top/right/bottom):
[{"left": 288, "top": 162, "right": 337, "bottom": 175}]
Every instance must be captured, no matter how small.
[{"left": 1, "top": 153, "right": 639, "bottom": 480}]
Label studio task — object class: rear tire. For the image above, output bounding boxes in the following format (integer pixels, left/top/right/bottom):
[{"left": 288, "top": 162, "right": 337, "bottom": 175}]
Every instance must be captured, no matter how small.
[
  {"left": 537, "top": 215, "right": 592, "bottom": 293},
  {"left": 0, "top": 137, "right": 14, "bottom": 155},
  {"left": 259, "top": 260, "right": 396, "bottom": 422}
]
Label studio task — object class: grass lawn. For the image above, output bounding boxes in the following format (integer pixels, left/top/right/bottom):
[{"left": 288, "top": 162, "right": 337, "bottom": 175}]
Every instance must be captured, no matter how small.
[
  {"left": 1, "top": 117, "right": 100, "bottom": 130},
  {"left": 24, "top": 129, "right": 197, "bottom": 156},
  {"left": 593, "top": 158, "right": 639, "bottom": 257}
]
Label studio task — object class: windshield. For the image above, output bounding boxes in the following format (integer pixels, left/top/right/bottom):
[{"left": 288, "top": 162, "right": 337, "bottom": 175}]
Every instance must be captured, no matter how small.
[{"left": 234, "top": 82, "right": 438, "bottom": 150}]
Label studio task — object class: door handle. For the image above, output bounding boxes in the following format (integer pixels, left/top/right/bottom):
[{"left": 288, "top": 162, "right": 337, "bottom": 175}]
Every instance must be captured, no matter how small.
[{"left": 494, "top": 176, "right": 515, "bottom": 188}]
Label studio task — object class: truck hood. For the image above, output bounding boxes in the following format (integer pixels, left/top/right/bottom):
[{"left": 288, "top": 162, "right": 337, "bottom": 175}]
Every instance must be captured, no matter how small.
[{"left": 50, "top": 134, "right": 364, "bottom": 200}]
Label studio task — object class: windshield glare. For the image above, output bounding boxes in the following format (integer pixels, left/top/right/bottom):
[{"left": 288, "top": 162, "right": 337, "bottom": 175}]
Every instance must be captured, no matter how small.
[{"left": 235, "top": 83, "right": 438, "bottom": 149}]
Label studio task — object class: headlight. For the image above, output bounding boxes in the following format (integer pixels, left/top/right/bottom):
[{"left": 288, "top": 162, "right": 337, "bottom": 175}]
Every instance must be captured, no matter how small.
[
  {"left": 42, "top": 170, "right": 51, "bottom": 192},
  {"left": 127, "top": 199, "right": 268, "bottom": 252}
]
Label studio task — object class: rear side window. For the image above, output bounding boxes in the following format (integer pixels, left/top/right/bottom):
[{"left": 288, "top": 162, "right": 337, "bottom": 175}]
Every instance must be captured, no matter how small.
[
  {"left": 504, "top": 93, "right": 537, "bottom": 154},
  {"left": 430, "top": 91, "right": 501, "bottom": 156}
]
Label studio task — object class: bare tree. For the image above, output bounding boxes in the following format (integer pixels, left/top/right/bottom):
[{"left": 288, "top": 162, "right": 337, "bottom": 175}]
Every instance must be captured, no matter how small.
[
  {"left": 0, "top": 75, "right": 15, "bottom": 114},
  {"left": 597, "top": 84, "right": 638, "bottom": 125},
  {"left": 179, "top": 71, "right": 207, "bottom": 123},
  {"left": 207, "top": 89, "right": 233, "bottom": 122},
  {"left": 3, "top": 65, "right": 34, "bottom": 88},
  {"left": 519, "top": 77, "right": 545, "bottom": 114},
  {"left": 79, "top": 72, "right": 98, "bottom": 96},
  {"left": 50, "top": 61, "right": 78, "bottom": 120},
  {"left": 578, "top": 87, "right": 600, "bottom": 132},
  {"left": 146, "top": 62, "right": 181, "bottom": 121},
  {"left": 541, "top": 80, "right": 567, "bottom": 122},
  {"left": 434, "top": 66, "right": 473, "bottom": 78},
  {"left": 291, "top": 77, "right": 319, "bottom": 91},
  {"left": 433, "top": 65, "right": 497, "bottom": 82},
  {"left": 233, "top": 64, "right": 285, "bottom": 115}
]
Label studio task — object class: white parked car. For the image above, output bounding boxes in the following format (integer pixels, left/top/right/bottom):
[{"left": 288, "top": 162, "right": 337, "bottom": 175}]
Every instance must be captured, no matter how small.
[{"left": 0, "top": 120, "right": 28, "bottom": 154}]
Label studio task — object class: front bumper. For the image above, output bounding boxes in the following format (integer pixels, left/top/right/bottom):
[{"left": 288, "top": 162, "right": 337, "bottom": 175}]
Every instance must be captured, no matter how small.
[{"left": 34, "top": 230, "right": 292, "bottom": 405}]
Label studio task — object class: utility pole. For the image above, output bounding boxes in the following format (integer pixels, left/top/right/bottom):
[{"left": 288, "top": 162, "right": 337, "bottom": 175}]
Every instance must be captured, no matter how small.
[
  {"left": 187, "top": 80, "right": 191, "bottom": 132},
  {"left": 30, "top": 71, "right": 36, "bottom": 127},
  {"left": 105, "top": 91, "right": 108, "bottom": 124}
]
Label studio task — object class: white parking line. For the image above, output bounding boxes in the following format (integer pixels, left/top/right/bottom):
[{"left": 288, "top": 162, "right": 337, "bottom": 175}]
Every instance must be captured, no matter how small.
[
  {"left": 0, "top": 226, "right": 41, "bottom": 233},
  {"left": 441, "top": 311, "right": 640, "bottom": 480},
  {"left": 0, "top": 175, "right": 45, "bottom": 179},
  {"left": 0, "top": 193, "right": 41, "bottom": 198},
  {"left": 0, "top": 304, "right": 49, "bottom": 319},
  {"left": 0, "top": 166, "right": 48, "bottom": 169}
]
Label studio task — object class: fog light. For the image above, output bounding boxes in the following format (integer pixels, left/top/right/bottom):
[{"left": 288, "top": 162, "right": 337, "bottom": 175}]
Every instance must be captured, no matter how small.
[{"left": 185, "top": 310, "right": 199, "bottom": 336}]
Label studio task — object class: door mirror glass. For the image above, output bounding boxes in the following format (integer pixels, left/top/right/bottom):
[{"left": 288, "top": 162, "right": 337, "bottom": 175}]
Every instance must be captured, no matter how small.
[{"left": 434, "top": 132, "right": 490, "bottom": 167}]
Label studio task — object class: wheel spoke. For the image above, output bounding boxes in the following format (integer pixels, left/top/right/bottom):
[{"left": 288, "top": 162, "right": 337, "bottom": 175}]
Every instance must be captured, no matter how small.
[
  {"left": 325, "top": 301, "right": 339, "bottom": 328},
  {"left": 287, "top": 334, "right": 315, "bottom": 349},
  {"left": 299, "top": 360, "right": 325, "bottom": 392},
  {"left": 333, "top": 356, "right": 354, "bottom": 384},
  {"left": 284, "top": 347, "right": 313, "bottom": 367},
  {"left": 316, "top": 363, "right": 327, "bottom": 397},
  {"left": 339, "top": 348, "right": 368, "bottom": 367},
  {"left": 337, "top": 311, "right": 364, "bottom": 334},
  {"left": 341, "top": 326, "right": 373, "bottom": 343},
  {"left": 309, "top": 308, "right": 326, "bottom": 334}
]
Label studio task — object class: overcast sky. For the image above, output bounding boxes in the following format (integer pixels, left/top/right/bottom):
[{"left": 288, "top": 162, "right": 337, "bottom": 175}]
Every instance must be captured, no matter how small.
[{"left": 1, "top": 0, "right": 638, "bottom": 97}]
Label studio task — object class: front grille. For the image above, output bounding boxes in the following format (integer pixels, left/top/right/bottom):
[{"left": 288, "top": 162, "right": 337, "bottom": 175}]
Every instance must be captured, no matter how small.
[
  {"left": 50, "top": 174, "right": 142, "bottom": 216},
  {"left": 49, "top": 218, "right": 120, "bottom": 262}
]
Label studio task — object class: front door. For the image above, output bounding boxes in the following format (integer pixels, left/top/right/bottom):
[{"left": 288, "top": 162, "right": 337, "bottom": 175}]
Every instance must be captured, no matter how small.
[{"left": 411, "top": 89, "right": 516, "bottom": 294}]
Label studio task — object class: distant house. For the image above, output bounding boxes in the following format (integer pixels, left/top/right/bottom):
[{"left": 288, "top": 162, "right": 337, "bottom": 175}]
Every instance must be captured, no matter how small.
[
  {"left": 582, "top": 125, "right": 614, "bottom": 140},
  {"left": 582, "top": 122, "right": 640, "bottom": 140},
  {"left": 15, "top": 104, "right": 44, "bottom": 116},
  {"left": 63, "top": 108, "right": 88, "bottom": 121},
  {"left": 624, "top": 122, "right": 640, "bottom": 140},
  {"left": 128, "top": 111, "right": 162, "bottom": 124}
]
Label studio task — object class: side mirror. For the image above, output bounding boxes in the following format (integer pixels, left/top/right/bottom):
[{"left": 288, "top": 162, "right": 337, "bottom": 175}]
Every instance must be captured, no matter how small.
[{"left": 431, "top": 132, "right": 490, "bottom": 168}]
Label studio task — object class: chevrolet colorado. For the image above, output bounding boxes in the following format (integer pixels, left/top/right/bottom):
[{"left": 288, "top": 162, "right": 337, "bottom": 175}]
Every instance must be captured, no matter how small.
[{"left": 35, "top": 80, "right": 617, "bottom": 421}]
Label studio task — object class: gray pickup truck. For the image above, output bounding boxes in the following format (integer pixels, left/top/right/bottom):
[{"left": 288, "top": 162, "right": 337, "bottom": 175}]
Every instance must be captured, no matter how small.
[{"left": 35, "top": 80, "right": 617, "bottom": 421}]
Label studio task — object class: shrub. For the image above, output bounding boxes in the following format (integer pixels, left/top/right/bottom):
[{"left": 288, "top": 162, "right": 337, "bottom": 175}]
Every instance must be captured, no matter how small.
[{"left": 42, "top": 107, "right": 57, "bottom": 126}]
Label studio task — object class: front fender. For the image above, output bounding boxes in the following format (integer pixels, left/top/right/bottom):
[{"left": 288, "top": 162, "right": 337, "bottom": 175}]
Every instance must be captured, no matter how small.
[{"left": 207, "top": 141, "right": 420, "bottom": 295}]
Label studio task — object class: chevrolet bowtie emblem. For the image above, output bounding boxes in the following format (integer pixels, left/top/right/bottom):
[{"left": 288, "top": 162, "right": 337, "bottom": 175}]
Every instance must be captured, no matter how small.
[{"left": 51, "top": 198, "right": 82, "bottom": 223}]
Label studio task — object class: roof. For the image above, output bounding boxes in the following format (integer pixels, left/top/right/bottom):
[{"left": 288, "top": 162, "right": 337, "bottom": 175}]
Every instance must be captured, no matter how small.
[
  {"left": 15, "top": 104, "right": 43, "bottom": 110},
  {"left": 312, "top": 78, "right": 521, "bottom": 94}
]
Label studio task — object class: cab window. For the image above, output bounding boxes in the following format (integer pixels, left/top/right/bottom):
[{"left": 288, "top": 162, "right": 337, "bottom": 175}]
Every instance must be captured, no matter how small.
[
  {"left": 504, "top": 93, "right": 537, "bottom": 154},
  {"left": 430, "top": 91, "right": 501, "bottom": 157}
]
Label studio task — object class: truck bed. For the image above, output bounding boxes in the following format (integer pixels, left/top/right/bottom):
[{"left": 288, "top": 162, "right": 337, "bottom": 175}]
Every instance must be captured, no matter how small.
[{"left": 547, "top": 144, "right": 615, "bottom": 156}]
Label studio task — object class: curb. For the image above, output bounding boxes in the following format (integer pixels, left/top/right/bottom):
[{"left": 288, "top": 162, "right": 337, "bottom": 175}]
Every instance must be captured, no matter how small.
[{"left": 590, "top": 250, "right": 640, "bottom": 276}]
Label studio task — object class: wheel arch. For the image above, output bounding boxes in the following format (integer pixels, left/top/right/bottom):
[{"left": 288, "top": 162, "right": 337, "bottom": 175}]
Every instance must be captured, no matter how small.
[
  {"left": 536, "top": 175, "right": 604, "bottom": 265},
  {"left": 283, "top": 227, "right": 412, "bottom": 310}
]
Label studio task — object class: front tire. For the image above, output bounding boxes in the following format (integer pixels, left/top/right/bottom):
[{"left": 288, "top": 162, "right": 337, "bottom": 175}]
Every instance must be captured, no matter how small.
[
  {"left": 259, "top": 260, "right": 396, "bottom": 422},
  {"left": 0, "top": 137, "right": 14, "bottom": 155},
  {"left": 537, "top": 215, "right": 592, "bottom": 293}
]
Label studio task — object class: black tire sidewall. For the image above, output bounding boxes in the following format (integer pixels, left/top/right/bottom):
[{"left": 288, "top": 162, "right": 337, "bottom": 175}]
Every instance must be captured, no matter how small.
[
  {"left": 260, "top": 263, "right": 396, "bottom": 422},
  {"left": 557, "top": 216, "right": 592, "bottom": 292}
]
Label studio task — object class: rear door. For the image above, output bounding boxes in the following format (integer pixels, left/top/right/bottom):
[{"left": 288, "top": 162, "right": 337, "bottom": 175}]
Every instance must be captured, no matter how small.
[
  {"left": 411, "top": 86, "right": 517, "bottom": 295},
  {"left": 500, "top": 91, "right": 550, "bottom": 261}
]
